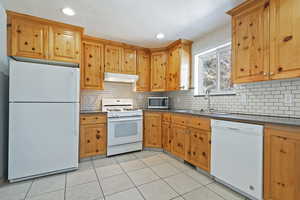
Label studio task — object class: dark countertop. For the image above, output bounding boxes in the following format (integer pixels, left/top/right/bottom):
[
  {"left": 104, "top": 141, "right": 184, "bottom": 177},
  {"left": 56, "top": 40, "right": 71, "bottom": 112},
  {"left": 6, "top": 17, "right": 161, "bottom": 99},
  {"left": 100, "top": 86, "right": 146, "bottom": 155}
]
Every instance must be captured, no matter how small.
[
  {"left": 143, "top": 109, "right": 300, "bottom": 127},
  {"left": 80, "top": 110, "right": 107, "bottom": 114}
]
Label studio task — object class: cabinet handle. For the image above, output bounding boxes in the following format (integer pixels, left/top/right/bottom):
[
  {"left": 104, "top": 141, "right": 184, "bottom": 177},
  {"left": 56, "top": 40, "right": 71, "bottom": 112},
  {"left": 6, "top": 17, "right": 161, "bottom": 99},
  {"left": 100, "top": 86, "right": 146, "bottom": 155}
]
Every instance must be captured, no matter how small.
[
  {"left": 202, "top": 152, "right": 206, "bottom": 157},
  {"left": 277, "top": 136, "right": 287, "bottom": 140},
  {"left": 32, "top": 47, "right": 35, "bottom": 51},
  {"left": 240, "top": 68, "right": 244, "bottom": 72},
  {"left": 82, "top": 118, "right": 86, "bottom": 120},
  {"left": 280, "top": 149, "right": 286, "bottom": 154},
  {"left": 264, "top": 1, "right": 270, "bottom": 9},
  {"left": 89, "top": 54, "right": 93, "bottom": 58},
  {"left": 87, "top": 140, "right": 90, "bottom": 143},
  {"left": 96, "top": 149, "right": 99, "bottom": 152},
  {"left": 96, "top": 134, "right": 101, "bottom": 139},
  {"left": 24, "top": 42, "right": 28, "bottom": 45},
  {"left": 283, "top": 35, "right": 293, "bottom": 42},
  {"left": 278, "top": 67, "right": 283, "bottom": 72},
  {"left": 17, "top": 30, "right": 21, "bottom": 33},
  {"left": 199, "top": 136, "right": 203, "bottom": 141},
  {"left": 209, "top": 140, "right": 211, "bottom": 144},
  {"left": 97, "top": 130, "right": 100, "bottom": 133},
  {"left": 193, "top": 152, "right": 196, "bottom": 155},
  {"left": 188, "top": 151, "right": 191, "bottom": 155},
  {"left": 169, "top": 140, "right": 171, "bottom": 144}
]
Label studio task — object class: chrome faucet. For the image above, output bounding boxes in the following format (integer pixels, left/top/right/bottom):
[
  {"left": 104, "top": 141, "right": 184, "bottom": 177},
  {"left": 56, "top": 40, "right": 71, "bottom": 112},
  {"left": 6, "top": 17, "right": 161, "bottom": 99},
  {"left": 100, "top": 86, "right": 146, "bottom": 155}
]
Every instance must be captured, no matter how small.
[{"left": 204, "top": 85, "right": 214, "bottom": 113}]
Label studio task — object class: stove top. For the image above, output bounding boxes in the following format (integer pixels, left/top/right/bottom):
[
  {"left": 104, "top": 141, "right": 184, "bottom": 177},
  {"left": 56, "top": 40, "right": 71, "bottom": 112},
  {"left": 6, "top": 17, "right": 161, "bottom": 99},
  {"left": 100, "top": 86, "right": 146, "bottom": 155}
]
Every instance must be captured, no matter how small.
[{"left": 102, "top": 98, "right": 143, "bottom": 117}]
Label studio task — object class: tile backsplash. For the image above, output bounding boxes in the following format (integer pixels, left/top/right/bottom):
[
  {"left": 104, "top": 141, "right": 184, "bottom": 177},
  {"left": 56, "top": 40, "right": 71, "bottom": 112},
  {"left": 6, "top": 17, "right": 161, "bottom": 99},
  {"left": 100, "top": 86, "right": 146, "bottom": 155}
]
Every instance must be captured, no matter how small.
[
  {"left": 167, "top": 78, "right": 300, "bottom": 118},
  {"left": 80, "top": 82, "right": 160, "bottom": 111}
]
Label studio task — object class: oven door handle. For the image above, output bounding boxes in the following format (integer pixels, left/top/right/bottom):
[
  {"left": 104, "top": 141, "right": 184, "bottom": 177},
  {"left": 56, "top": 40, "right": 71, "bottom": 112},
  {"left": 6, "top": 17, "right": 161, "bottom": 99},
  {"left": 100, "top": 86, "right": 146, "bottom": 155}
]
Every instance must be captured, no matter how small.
[{"left": 109, "top": 117, "right": 143, "bottom": 122}]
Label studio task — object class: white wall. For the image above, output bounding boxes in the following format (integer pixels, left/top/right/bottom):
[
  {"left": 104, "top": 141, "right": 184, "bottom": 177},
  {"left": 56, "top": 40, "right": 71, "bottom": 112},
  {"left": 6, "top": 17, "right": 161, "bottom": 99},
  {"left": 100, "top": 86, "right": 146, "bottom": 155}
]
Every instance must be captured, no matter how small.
[{"left": 0, "top": 3, "right": 9, "bottom": 181}]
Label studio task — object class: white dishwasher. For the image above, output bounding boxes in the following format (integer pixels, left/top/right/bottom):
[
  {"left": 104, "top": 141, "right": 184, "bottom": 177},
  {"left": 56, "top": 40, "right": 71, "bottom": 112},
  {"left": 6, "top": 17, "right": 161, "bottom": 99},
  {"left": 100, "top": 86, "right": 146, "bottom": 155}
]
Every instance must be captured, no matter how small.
[{"left": 211, "top": 120, "right": 263, "bottom": 200}]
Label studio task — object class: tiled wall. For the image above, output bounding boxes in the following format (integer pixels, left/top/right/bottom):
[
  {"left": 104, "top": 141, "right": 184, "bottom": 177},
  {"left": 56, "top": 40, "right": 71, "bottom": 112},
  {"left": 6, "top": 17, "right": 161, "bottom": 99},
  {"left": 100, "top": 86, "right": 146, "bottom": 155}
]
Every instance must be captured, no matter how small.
[
  {"left": 80, "top": 82, "right": 160, "bottom": 111},
  {"left": 167, "top": 78, "right": 300, "bottom": 118}
]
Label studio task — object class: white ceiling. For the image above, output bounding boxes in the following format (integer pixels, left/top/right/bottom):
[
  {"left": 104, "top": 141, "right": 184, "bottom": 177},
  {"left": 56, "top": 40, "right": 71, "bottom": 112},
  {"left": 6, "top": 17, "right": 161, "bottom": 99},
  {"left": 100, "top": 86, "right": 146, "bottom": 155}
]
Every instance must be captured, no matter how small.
[{"left": 1, "top": 0, "right": 245, "bottom": 48}]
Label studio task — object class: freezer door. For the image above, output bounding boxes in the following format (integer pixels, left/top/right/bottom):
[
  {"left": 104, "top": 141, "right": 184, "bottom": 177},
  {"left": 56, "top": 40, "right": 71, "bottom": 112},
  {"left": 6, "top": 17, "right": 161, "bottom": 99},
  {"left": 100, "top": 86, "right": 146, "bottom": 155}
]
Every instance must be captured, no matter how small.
[
  {"left": 8, "top": 103, "right": 79, "bottom": 180},
  {"left": 9, "top": 60, "right": 80, "bottom": 102}
]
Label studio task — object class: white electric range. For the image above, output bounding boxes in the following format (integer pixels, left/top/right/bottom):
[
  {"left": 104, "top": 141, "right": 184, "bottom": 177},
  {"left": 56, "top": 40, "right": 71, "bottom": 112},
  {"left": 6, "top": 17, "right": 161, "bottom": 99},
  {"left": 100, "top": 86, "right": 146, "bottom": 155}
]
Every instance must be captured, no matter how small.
[{"left": 102, "top": 98, "right": 143, "bottom": 156}]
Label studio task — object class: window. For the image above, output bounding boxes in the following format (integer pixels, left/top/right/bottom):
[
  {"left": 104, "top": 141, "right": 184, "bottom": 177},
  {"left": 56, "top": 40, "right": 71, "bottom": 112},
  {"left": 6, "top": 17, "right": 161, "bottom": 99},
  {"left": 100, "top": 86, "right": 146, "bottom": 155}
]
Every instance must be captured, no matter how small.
[{"left": 194, "top": 43, "right": 234, "bottom": 96}]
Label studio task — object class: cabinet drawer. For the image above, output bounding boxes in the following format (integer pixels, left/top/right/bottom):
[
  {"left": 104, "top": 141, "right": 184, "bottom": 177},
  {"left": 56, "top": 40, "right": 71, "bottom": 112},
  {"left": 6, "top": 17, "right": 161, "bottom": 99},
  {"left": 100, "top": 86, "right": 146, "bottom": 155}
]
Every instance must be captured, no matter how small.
[
  {"left": 80, "top": 114, "right": 107, "bottom": 125},
  {"left": 188, "top": 117, "right": 210, "bottom": 131},
  {"left": 162, "top": 113, "right": 171, "bottom": 122},
  {"left": 144, "top": 112, "right": 161, "bottom": 118},
  {"left": 172, "top": 114, "right": 189, "bottom": 126}
]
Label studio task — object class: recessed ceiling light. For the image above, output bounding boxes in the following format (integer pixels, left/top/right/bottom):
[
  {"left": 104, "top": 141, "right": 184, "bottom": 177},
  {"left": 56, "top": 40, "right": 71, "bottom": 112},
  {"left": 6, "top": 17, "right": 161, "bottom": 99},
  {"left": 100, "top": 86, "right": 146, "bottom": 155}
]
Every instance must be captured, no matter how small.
[
  {"left": 156, "top": 33, "right": 165, "bottom": 40},
  {"left": 62, "top": 7, "right": 75, "bottom": 16}
]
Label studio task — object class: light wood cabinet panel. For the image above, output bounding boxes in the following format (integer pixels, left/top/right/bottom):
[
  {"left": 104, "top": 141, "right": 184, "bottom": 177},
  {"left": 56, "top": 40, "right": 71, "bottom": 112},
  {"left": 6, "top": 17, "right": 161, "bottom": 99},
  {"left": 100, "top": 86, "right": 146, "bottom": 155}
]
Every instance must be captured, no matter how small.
[
  {"left": 162, "top": 122, "right": 172, "bottom": 153},
  {"left": 167, "top": 44, "right": 191, "bottom": 91},
  {"left": 151, "top": 51, "right": 167, "bottom": 91},
  {"left": 171, "top": 124, "right": 187, "bottom": 160},
  {"left": 136, "top": 51, "right": 150, "bottom": 92},
  {"left": 264, "top": 125, "right": 300, "bottom": 200},
  {"left": 144, "top": 112, "right": 162, "bottom": 148},
  {"left": 270, "top": 0, "right": 300, "bottom": 80},
  {"left": 188, "top": 128, "right": 211, "bottom": 172},
  {"left": 122, "top": 48, "right": 136, "bottom": 74},
  {"left": 9, "top": 17, "right": 48, "bottom": 59},
  {"left": 49, "top": 26, "right": 81, "bottom": 63},
  {"left": 81, "top": 41, "right": 104, "bottom": 90},
  {"left": 104, "top": 45, "right": 123, "bottom": 73},
  {"left": 230, "top": 0, "right": 270, "bottom": 84}
]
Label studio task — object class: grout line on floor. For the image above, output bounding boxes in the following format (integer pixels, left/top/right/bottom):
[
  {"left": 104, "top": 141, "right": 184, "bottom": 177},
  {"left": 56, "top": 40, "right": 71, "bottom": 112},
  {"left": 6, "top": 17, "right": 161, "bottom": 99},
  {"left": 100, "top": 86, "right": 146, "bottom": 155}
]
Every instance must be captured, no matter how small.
[
  {"left": 23, "top": 179, "right": 34, "bottom": 200},
  {"left": 92, "top": 160, "right": 106, "bottom": 200},
  {"left": 64, "top": 173, "right": 67, "bottom": 200}
]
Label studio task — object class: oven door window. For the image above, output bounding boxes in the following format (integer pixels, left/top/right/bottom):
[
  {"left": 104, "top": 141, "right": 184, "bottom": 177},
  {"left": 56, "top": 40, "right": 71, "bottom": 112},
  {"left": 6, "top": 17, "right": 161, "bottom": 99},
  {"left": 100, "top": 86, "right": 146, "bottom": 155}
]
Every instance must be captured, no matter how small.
[{"left": 108, "top": 118, "right": 143, "bottom": 146}]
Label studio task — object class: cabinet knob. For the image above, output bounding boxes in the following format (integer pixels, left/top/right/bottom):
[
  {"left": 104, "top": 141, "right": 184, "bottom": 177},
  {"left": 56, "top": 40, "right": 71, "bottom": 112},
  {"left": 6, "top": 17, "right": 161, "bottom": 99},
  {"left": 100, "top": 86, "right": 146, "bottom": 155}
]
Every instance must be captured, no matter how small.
[
  {"left": 97, "top": 130, "right": 100, "bottom": 133},
  {"left": 169, "top": 140, "right": 171, "bottom": 144},
  {"left": 193, "top": 152, "right": 196, "bottom": 155},
  {"left": 35, "top": 34, "right": 38, "bottom": 38},
  {"left": 199, "top": 136, "right": 203, "bottom": 141},
  {"left": 82, "top": 118, "right": 86, "bottom": 120},
  {"left": 24, "top": 42, "right": 28, "bottom": 45},
  {"left": 280, "top": 149, "right": 286, "bottom": 154},
  {"left": 278, "top": 67, "right": 283, "bottom": 72},
  {"left": 96, "top": 134, "right": 101, "bottom": 139},
  {"left": 86, "top": 78, "right": 90, "bottom": 81},
  {"left": 240, "top": 68, "right": 244, "bottom": 72},
  {"left": 209, "top": 140, "right": 211, "bottom": 144},
  {"left": 89, "top": 54, "right": 93, "bottom": 58},
  {"left": 188, "top": 151, "right": 191, "bottom": 155},
  {"left": 88, "top": 64, "right": 91, "bottom": 67},
  {"left": 96, "top": 149, "right": 99, "bottom": 152},
  {"left": 32, "top": 47, "right": 35, "bottom": 51},
  {"left": 87, "top": 140, "right": 90, "bottom": 143},
  {"left": 283, "top": 35, "right": 293, "bottom": 42},
  {"left": 202, "top": 152, "right": 206, "bottom": 157}
]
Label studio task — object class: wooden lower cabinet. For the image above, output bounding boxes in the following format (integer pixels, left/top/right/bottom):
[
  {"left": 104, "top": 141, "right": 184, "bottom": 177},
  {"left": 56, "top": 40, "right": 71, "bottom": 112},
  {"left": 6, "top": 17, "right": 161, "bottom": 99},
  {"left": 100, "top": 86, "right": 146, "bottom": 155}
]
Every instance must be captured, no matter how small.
[
  {"left": 144, "top": 112, "right": 162, "bottom": 148},
  {"left": 264, "top": 125, "right": 300, "bottom": 200},
  {"left": 171, "top": 124, "right": 187, "bottom": 159},
  {"left": 80, "top": 114, "right": 107, "bottom": 158},
  {"left": 162, "top": 122, "right": 172, "bottom": 152}
]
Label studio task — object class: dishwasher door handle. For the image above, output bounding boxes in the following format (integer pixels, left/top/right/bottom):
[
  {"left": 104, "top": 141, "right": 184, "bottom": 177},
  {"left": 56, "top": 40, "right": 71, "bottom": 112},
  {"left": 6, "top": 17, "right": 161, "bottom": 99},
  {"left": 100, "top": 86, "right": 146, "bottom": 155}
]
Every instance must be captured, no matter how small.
[{"left": 226, "top": 127, "right": 242, "bottom": 131}]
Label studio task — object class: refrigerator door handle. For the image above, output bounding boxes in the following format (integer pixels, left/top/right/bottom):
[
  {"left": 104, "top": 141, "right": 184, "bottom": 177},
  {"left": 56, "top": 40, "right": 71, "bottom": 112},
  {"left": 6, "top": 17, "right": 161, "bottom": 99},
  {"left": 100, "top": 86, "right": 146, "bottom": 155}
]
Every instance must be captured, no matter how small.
[
  {"left": 74, "top": 69, "right": 80, "bottom": 103},
  {"left": 74, "top": 103, "right": 79, "bottom": 136}
]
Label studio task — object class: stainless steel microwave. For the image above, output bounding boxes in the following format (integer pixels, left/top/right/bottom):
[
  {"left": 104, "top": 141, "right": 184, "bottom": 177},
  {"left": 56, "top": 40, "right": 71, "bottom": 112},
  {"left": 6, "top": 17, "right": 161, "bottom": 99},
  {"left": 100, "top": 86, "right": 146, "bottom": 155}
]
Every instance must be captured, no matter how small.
[{"left": 147, "top": 97, "right": 169, "bottom": 109}]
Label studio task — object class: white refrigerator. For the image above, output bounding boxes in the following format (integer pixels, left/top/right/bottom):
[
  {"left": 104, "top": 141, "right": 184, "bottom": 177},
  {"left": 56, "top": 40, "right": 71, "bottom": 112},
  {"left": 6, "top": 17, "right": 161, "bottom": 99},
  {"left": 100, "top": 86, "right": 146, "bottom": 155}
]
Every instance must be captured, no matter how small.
[{"left": 8, "top": 59, "right": 80, "bottom": 182}]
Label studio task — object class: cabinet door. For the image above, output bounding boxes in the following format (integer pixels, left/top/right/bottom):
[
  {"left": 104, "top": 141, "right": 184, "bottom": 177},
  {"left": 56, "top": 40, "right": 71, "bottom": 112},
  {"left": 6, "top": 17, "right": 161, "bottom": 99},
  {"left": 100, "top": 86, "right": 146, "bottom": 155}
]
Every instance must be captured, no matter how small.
[
  {"left": 10, "top": 17, "right": 48, "bottom": 59},
  {"left": 190, "top": 129, "right": 211, "bottom": 172},
  {"left": 136, "top": 51, "right": 150, "bottom": 91},
  {"left": 270, "top": 0, "right": 300, "bottom": 80},
  {"left": 144, "top": 113, "right": 162, "bottom": 148},
  {"left": 80, "top": 124, "right": 107, "bottom": 158},
  {"left": 172, "top": 124, "right": 187, "bottom": 159},
  {"left": 162, "top": 122, "right": 172, "bottom": 152},
  {"left": 264, "top": 127, "right": 300, "bottom": 200},
  {"left": 105, "top": 45, "right": 122, "bottom": 73},
  {"left": 167, "top": 46, "right": 181, "bottom": 91},
  {"left": 49, "top": 26, "right": 81, "bottom": 63},
  {"left": 123, "top": 48, "right": 137, "bottom": 74},
  {"left": 81, "top": 41, "right": 104, "bottom": 90},
  {"left": 231, "top": 0, "right": 270, "bottom": 83},
  {"left": 151, "top": 52, "right": 167, "bottom": 91}
]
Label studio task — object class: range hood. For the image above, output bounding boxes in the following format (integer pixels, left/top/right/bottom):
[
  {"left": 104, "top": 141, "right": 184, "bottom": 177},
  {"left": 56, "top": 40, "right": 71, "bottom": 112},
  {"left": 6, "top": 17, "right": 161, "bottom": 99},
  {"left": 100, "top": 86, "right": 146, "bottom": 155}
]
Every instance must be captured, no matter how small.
[{"left": 104, "top": 72, "right": 139, "bottom": 83}]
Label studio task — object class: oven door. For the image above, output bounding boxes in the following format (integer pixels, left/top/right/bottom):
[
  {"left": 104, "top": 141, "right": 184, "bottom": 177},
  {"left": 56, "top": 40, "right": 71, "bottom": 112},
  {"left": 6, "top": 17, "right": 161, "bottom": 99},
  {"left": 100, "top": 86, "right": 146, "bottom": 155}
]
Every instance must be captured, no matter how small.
[{"left": 108, "top": 116, "right": 143, "bottom": 146}]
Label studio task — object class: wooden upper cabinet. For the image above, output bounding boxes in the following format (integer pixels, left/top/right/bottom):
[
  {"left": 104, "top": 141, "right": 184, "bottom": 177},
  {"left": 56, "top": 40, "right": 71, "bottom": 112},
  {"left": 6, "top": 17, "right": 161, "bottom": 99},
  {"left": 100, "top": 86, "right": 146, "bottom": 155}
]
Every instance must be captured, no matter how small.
[
  {"left": 167, "top": 43, "right": 191, "bottom": 91},
  {"left": 122, "top": 48, "right": 137, "bottom": 74},
  {"left": 8, "top": 16, "right": 48, "bottom": 59},
  {"left": 49, "top": 26, "right": 81, "bottom": 63},
  {"left": 136, "top": 50, "right": 150, "bottom": 92},
  {"left": 270, "top": 0, "right": 300, "bottom": 80},
  {"left": 81, "top": 40, "right": 104, "bottom": 90},
  {"left": 7, "top": 11, "right": 83, "bottom": 64},
  {"left": 151, "top": 51, "right": 168, "bottom": 91},
  {"left": 104, "top": 45, "right": 123, "bottom": 73},
  {"left": 228, "top": 0, "right": 270, "bottom": 84},
  {"left": 264, "top": 125, "right": 300, "bottom": 200}
]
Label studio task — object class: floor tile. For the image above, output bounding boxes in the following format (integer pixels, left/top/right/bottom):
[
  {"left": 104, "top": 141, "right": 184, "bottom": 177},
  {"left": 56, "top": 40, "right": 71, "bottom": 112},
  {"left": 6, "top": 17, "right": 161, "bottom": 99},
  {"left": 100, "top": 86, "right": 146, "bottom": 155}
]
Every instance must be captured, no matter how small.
[
  {"left": 141, "top": 155, "right": 167, "bottom": 167},
  {"left": 78, "top": 160, "right": 94, "bottom": 171},
  {"left": 95, "top": 164, "right": 124, "bottom": 179},
  {"left": 183, "top": 187, "right": 223, "bottom": 200},
  {"left": 184, "top": 169, "right": 214, "bottom": 185},
  {"left": 164, "top": 173, "right": 201, "bottom": 195},
  {"left": 134, "top": 151, "right": 160, "bottom": 159},
  {"left": 158, "top": 154, "right": 177, "bottom": 162},
  {"left": 66, "top": 169, "right": 97, "bottom": 187},
  {"left": 27, "top": 174, "right": 65, "bottom": 197},
  {"left": 120, "top": 160, "right": 147, "bottom": 172},
  {"left": 207, "top": 182, "right": 246, "bottom": 200},
  {"left": 105, "top": 188, "right": 144, "bottom": 200},
  {"left": 150, "top": 163, "right": 180, "bottom": 178},
  {"left": 138, "top": 179, "right": 178, "bottom": 200},
  {"left": 66, "top": 181, "right": 103, "bottom": 200},
  {"left": 0, "top": 180, "right": 32, "bottom": 200},
  {"left": 25, "top": 190, "right": 64, "bottom": 200},
  {"left": 93, "top": 157, "right": 117, "bottom": 168},
  {"left": 127, "top": 168, "right": 159, "bottom": 186},
  {"left": 100, "top": 174, "right": 134, "bottom": 196},
  {"left": 114, "top": 153, "right": 138, "bottom": 163},
  {"left": 172, "top": 197, "right": 184, "bottom": 200},
  {"left": 168, "top": 160, "right": 193, "bottom": 171}
]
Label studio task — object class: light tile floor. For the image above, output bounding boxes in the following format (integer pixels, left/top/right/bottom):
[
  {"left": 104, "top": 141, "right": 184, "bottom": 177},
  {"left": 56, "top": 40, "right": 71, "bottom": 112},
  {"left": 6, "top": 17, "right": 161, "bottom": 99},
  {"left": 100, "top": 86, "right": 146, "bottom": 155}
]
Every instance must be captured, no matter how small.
[{"left": 0, "top": 150, "right": 248, "bottom": 200}]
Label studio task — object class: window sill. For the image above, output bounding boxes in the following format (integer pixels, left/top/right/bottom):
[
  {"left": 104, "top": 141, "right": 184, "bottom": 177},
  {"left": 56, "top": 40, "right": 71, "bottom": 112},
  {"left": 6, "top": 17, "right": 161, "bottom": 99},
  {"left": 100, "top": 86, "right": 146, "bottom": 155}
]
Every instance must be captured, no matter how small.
[{"left": 194, "top": 91, "right": 236, "bottom": 97}]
